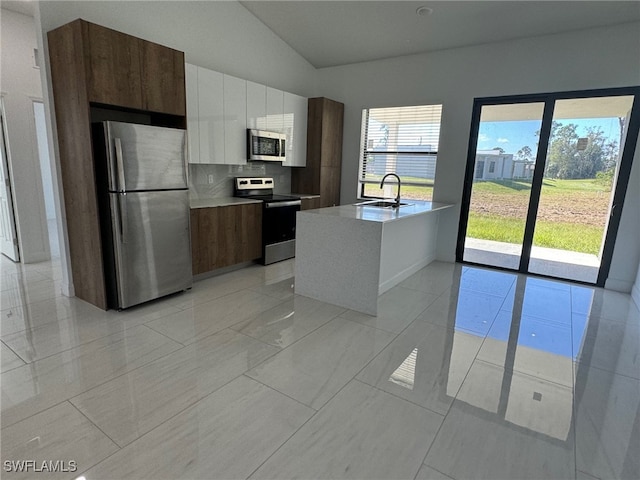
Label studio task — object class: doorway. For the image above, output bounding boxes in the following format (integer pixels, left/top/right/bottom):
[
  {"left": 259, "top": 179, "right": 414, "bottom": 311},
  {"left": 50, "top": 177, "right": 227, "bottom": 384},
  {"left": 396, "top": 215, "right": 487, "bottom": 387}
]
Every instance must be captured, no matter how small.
[
  {"left": 457, "top": 87, "right": 640, "bottom": 286},
  {"left": 33, "top": 100, "right": 59, "bottom": 258},
  {"left": 0, "top": 100, "right": 20, "bottom": 262}
]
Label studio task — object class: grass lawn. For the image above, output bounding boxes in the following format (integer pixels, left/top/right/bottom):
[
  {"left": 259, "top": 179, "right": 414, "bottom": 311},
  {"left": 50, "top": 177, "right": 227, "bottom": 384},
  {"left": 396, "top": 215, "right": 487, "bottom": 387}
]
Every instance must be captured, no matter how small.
[
  {"left": 363, "top": 176, "right": 610, "bottom": 255},
  {"left": 467, "top": 213, "right": 604, "bottom": 255},
  {"left": 467, "top": 178, "right": 611, "bottom": 255}
]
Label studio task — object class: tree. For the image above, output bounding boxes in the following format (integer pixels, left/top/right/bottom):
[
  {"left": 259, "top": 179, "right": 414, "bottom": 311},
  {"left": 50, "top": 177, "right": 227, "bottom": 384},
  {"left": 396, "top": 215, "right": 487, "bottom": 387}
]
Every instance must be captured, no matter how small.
[
  {"left": 491, "top": 147, "right": 505, "bottom": 154},
  {"left": 516, "top": 145, "right": 533, "bottom": 162},
  {"left": 544, "top": 122, "right": 619, "bottom": 179}
]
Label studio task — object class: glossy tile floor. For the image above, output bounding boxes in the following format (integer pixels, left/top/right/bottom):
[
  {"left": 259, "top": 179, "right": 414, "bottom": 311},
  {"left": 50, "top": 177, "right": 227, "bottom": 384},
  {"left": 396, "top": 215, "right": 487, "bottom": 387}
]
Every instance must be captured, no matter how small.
[{"left": 1, "top": 255, "right": 639, "bottom": 480}]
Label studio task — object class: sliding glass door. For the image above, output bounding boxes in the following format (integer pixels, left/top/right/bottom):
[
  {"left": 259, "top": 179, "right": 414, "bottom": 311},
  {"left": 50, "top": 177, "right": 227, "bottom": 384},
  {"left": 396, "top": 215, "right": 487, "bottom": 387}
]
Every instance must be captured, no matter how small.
[
  {"left": 462, "top": 102, "right": 544, "bottom": 269},
  {"left": 458, "top": 87, "right": 640, "bottom": 286}
]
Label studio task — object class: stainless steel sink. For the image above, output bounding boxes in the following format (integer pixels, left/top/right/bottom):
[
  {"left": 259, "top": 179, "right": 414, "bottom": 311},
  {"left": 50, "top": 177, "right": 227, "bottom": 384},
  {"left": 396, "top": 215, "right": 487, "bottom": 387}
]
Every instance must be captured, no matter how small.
[{"left": 354, "top": 200, "right": 413, "bottom": 208}]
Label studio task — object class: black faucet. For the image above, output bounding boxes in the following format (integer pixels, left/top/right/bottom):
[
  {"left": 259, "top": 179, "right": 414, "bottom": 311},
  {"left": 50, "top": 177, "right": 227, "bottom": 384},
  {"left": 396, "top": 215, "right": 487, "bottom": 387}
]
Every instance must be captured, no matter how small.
[{"left": 380, "top": 173, "right": 401, "bottom": 208}]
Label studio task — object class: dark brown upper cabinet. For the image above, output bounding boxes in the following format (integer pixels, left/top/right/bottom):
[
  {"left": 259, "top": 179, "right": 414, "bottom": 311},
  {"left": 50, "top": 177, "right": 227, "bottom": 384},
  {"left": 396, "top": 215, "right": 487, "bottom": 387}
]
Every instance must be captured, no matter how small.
[
  {"left": 58, "top": 19, "right": 185, "bottom": 115},
  {"left": 292, "top": 97, "right": 344, "bottom": 208},
  {"left": 141, "top": 41, "right": 186, "bottom": 116},
  {"left": 86, "top": 22, "right": 144, "bottom": 109}
]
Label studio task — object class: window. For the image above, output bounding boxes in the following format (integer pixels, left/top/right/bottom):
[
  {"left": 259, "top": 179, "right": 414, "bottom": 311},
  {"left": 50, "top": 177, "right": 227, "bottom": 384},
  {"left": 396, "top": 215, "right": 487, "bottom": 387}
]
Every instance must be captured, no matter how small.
[
  {"left": 489, "top": 161, "right": 496, "bottom": 173},
  {"left": 359, "top": 104, "right": 442, "bottom": 200}
]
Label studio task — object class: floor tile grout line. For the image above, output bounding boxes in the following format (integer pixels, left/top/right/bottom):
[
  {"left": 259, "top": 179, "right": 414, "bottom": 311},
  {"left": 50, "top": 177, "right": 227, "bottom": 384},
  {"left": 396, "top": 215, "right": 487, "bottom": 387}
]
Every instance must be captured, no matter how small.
[
  {"left": 67, "top": 400, "right": 122, "bottom": 449},
  {"left": 242, "top": 380, "right": 324, "bottom": 479},
  {"left": 353, "top": 377, "right": 447, "bottom": 418},
  {"left": 140, "top": 322, "right": 188, "bottom": 347},
  {"left": 164, "top": 281, "right": 288, "bottom": 314},
  {"left": 70, "top": 369, "right": 265, "bottom": 474},
  {"left": 242, "top": 373, "right": 320, "bottom": 413},
  {"left": 575, "top": 362, "right": 640, "bottom": 382},
  {"left": 336, "top": 287, "right": 441, "bottom": 337},
  {"left": 0, "top": 398, "right": 72, "bottom": 431},
  {"left": 142, "top": 294, "right": 291, "bottom": 346},
  {"left": 0, "top": 338, "right": 29, "bottom": 365},
  {"left": 1, "top": 321, "right": 185, "bottom": 366},
  {"left": 234, "top": 309, "right": 363, "bottom": 358},
  {"left": 0, "top": 338, "right": 187, "bottom": 431}
]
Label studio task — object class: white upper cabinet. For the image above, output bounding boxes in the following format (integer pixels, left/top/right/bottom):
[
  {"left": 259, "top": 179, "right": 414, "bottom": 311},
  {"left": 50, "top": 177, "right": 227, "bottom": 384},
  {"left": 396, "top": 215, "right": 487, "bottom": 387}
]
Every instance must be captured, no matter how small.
[
  {"left": 283, "top": 92, "right": 308, "bottom": 167},
  {"left": 185, "top": 63, "right": 200, "bottom": 164},
  {"left": 247, "top": 81, "right": 266, "bottom": 131},
  {"left": 186, "top": 63, "right": 306, "bottom": 167},
  {"left": 223, "top": 74, "right": 247, "bottom": 165},
  {"left": 266, "top": 87, "right": 284, "bottom": 133},
  {"left": 185, "top": 64, "right": 225, "bottom": 164},
  {"left": 198, "top": 68, "right": 225, "bottom": 164}
]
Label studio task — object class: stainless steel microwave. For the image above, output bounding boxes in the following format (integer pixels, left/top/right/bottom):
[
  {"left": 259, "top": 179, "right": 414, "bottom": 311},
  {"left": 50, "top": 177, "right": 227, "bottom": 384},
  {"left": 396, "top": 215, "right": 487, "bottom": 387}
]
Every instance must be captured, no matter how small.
[{"left": 247, "top": 129, "right": 286, "bottom": 162}]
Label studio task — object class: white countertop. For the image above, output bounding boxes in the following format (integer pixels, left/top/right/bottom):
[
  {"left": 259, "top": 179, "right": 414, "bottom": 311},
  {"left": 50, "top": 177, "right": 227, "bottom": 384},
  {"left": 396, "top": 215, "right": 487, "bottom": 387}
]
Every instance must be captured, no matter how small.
[
  {"left": 300, "top": 200, "right": 454, "bottom": 223},
  {"left": 189, "top": 197, "right": 262, "bottom": 209}
]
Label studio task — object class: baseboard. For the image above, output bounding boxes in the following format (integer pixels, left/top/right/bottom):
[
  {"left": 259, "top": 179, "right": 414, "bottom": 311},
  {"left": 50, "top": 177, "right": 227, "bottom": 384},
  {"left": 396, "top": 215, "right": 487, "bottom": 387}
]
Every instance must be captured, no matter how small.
[
  {"left": 604, "top": 278, "right": 633, "bottom": 293},
  {"left": 632, "top": 282, "right": 640, "bottom": 310},
  {"left": 378, "top": 254, "right": 435, "bottom": 295}
]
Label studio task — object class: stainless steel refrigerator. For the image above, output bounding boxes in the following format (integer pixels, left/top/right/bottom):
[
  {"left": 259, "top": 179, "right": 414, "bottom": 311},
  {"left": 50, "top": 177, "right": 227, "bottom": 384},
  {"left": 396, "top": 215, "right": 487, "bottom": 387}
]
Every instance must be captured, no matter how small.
[{"left": 93, "top": 121, "right": 192, "bottom": 310}]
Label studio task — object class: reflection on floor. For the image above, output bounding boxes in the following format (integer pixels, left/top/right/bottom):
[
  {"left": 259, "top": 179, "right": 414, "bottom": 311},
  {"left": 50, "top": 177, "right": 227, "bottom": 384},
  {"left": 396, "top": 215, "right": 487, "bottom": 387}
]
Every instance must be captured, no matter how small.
[
  {"left": 464, "top": 237, "right": 600, "bottom": 283},
  {"left": 1, "top": 255, "right": 638, "bottom": 479}
]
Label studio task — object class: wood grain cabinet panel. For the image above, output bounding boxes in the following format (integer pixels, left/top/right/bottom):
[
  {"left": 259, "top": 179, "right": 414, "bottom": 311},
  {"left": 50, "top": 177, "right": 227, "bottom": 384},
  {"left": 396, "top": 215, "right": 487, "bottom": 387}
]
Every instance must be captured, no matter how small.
[
  {"left": 191, "top": 204, "right": 262, "bottom": 275},
  {"left": 292, "top": 97, "right": 344, "bottom": 208},
  {"left": 141, "top": 41, "right": 186, "bottom": 115},
  {"left": 300, "top": 197, "right": 322, "bottom": 210},
  {"left": 86, "top": 22, "right": 143, "bottom": 109}
]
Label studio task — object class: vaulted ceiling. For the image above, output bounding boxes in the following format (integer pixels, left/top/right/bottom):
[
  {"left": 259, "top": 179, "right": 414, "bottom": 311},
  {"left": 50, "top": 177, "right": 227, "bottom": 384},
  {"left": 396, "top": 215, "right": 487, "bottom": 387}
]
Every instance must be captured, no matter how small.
[{"left": 240, "top": 1, "right": 640, "bottom": 68}]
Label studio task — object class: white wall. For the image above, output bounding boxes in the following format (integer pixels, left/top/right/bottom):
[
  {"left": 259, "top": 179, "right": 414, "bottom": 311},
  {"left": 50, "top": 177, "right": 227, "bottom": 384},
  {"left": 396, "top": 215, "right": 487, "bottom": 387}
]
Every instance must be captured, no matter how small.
[
  {"left": 607, "top": 134, "right": 640, "bottom": 292},
  {"left": 316, "top": 22, "right": 640, "bottom": 291},
  {"left": 1, "top": 8, "right": 50, "bottom": 263},
  {"left": 37, "top": 1, "right": 317, "bottom": 97}
]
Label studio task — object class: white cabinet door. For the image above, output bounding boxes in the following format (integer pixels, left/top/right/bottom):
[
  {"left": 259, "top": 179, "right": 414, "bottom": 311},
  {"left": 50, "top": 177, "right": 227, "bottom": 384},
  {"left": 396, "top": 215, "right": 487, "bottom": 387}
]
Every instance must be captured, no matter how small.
[
  {"left": 266, "top": 87, "right": 284, "bottom": 133},
  {"left": 223, "top": 74, "right": 247, "bottom": 165},
  {"left": 283, "top": 92, "right": 308, "bottom": 167},
  {"left": 185, "top": 63, "right": 200, "bottom": 164},
  {"left": 198, "top": 68, "right": 225, "bottom": 164},
  {"left": 246, "top": 81, "right": 266, "bottom": 131}
]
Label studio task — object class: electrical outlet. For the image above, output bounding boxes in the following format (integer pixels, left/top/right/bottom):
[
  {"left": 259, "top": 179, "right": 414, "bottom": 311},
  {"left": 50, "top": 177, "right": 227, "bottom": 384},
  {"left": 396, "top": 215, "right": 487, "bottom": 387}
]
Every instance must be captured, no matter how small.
[{"left": 208, "top": 174, "right": 214, "bottom": 184}]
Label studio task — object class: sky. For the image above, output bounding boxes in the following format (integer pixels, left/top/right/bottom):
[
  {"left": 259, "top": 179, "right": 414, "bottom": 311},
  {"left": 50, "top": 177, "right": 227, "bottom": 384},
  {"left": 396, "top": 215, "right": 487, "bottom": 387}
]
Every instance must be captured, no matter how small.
[{"left": 477, "top": 117, "right": 622, "bottom": 156}]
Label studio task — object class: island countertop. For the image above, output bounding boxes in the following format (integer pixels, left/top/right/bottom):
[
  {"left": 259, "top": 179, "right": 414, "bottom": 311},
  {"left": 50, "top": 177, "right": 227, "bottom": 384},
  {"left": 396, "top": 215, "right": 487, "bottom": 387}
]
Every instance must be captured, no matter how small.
[
  {"left": 303, "top": 200, "right": 453, "bottom": 223},
  {"left": 295, "top": 199, "right": 455, "bottom": 315}
]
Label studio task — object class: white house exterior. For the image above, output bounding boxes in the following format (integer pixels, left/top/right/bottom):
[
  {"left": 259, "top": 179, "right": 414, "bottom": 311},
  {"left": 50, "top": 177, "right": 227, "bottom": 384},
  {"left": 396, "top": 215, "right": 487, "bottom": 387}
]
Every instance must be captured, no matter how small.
[{"left": 474, "top": 150, "right": 534, "bottom": 180}]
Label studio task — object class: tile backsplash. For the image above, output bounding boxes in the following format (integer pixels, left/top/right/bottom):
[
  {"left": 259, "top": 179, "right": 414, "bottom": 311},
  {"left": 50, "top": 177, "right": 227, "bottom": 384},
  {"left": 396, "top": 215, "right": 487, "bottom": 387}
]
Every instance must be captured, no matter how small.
[{"left": 189, "top": 163, "right": 292, "bottom": 197}]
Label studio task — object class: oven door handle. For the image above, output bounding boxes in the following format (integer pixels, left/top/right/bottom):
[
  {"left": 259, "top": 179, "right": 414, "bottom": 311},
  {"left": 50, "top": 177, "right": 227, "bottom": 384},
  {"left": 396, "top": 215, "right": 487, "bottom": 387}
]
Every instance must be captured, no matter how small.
[{"left": 264, "top": 200, "right": 301, "bottom": 209}]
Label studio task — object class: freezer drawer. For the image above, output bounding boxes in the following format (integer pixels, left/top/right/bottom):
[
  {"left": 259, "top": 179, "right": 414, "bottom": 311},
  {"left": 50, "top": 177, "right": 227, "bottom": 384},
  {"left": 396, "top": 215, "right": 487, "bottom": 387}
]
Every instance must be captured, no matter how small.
[{"left": 109, "top": 190, "right": 192, "bottom": 309}]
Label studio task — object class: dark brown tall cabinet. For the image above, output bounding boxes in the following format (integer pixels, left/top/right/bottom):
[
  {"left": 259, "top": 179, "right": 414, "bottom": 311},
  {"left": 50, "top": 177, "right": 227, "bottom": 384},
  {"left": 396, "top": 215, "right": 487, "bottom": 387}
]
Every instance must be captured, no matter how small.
[
  {"left": 292, "top": 97, "right": 344, "bottom": 208},
  {"left": 47, "top": 19, "right": 186, "bottom": 309}
]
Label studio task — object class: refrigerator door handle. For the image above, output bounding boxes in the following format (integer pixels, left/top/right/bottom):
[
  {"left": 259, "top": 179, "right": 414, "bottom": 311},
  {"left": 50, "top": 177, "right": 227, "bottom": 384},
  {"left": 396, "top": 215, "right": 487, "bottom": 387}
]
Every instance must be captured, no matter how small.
[
  {"left": 118, "top": 192, "right": 128, "bottom": 244},
  {"left": 182, "top": 137, "right": 189, "bottom": 185},
  {"left": 114, "top": 137, "right": 126, "bottom": 192}
]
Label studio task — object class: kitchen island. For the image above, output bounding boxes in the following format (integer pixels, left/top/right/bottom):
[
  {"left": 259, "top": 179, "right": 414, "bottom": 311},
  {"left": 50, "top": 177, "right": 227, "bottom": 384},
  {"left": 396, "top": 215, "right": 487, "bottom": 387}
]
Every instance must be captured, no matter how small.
[{"left": 294, "top": 200, "right": 453, "bottom": 315}]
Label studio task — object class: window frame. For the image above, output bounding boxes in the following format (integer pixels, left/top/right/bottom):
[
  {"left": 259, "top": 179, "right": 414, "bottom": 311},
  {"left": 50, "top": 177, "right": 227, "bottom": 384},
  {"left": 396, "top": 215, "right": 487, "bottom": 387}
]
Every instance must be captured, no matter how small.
[{"left": 358, "top": 105, "right": 442, "bottom": 200}]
